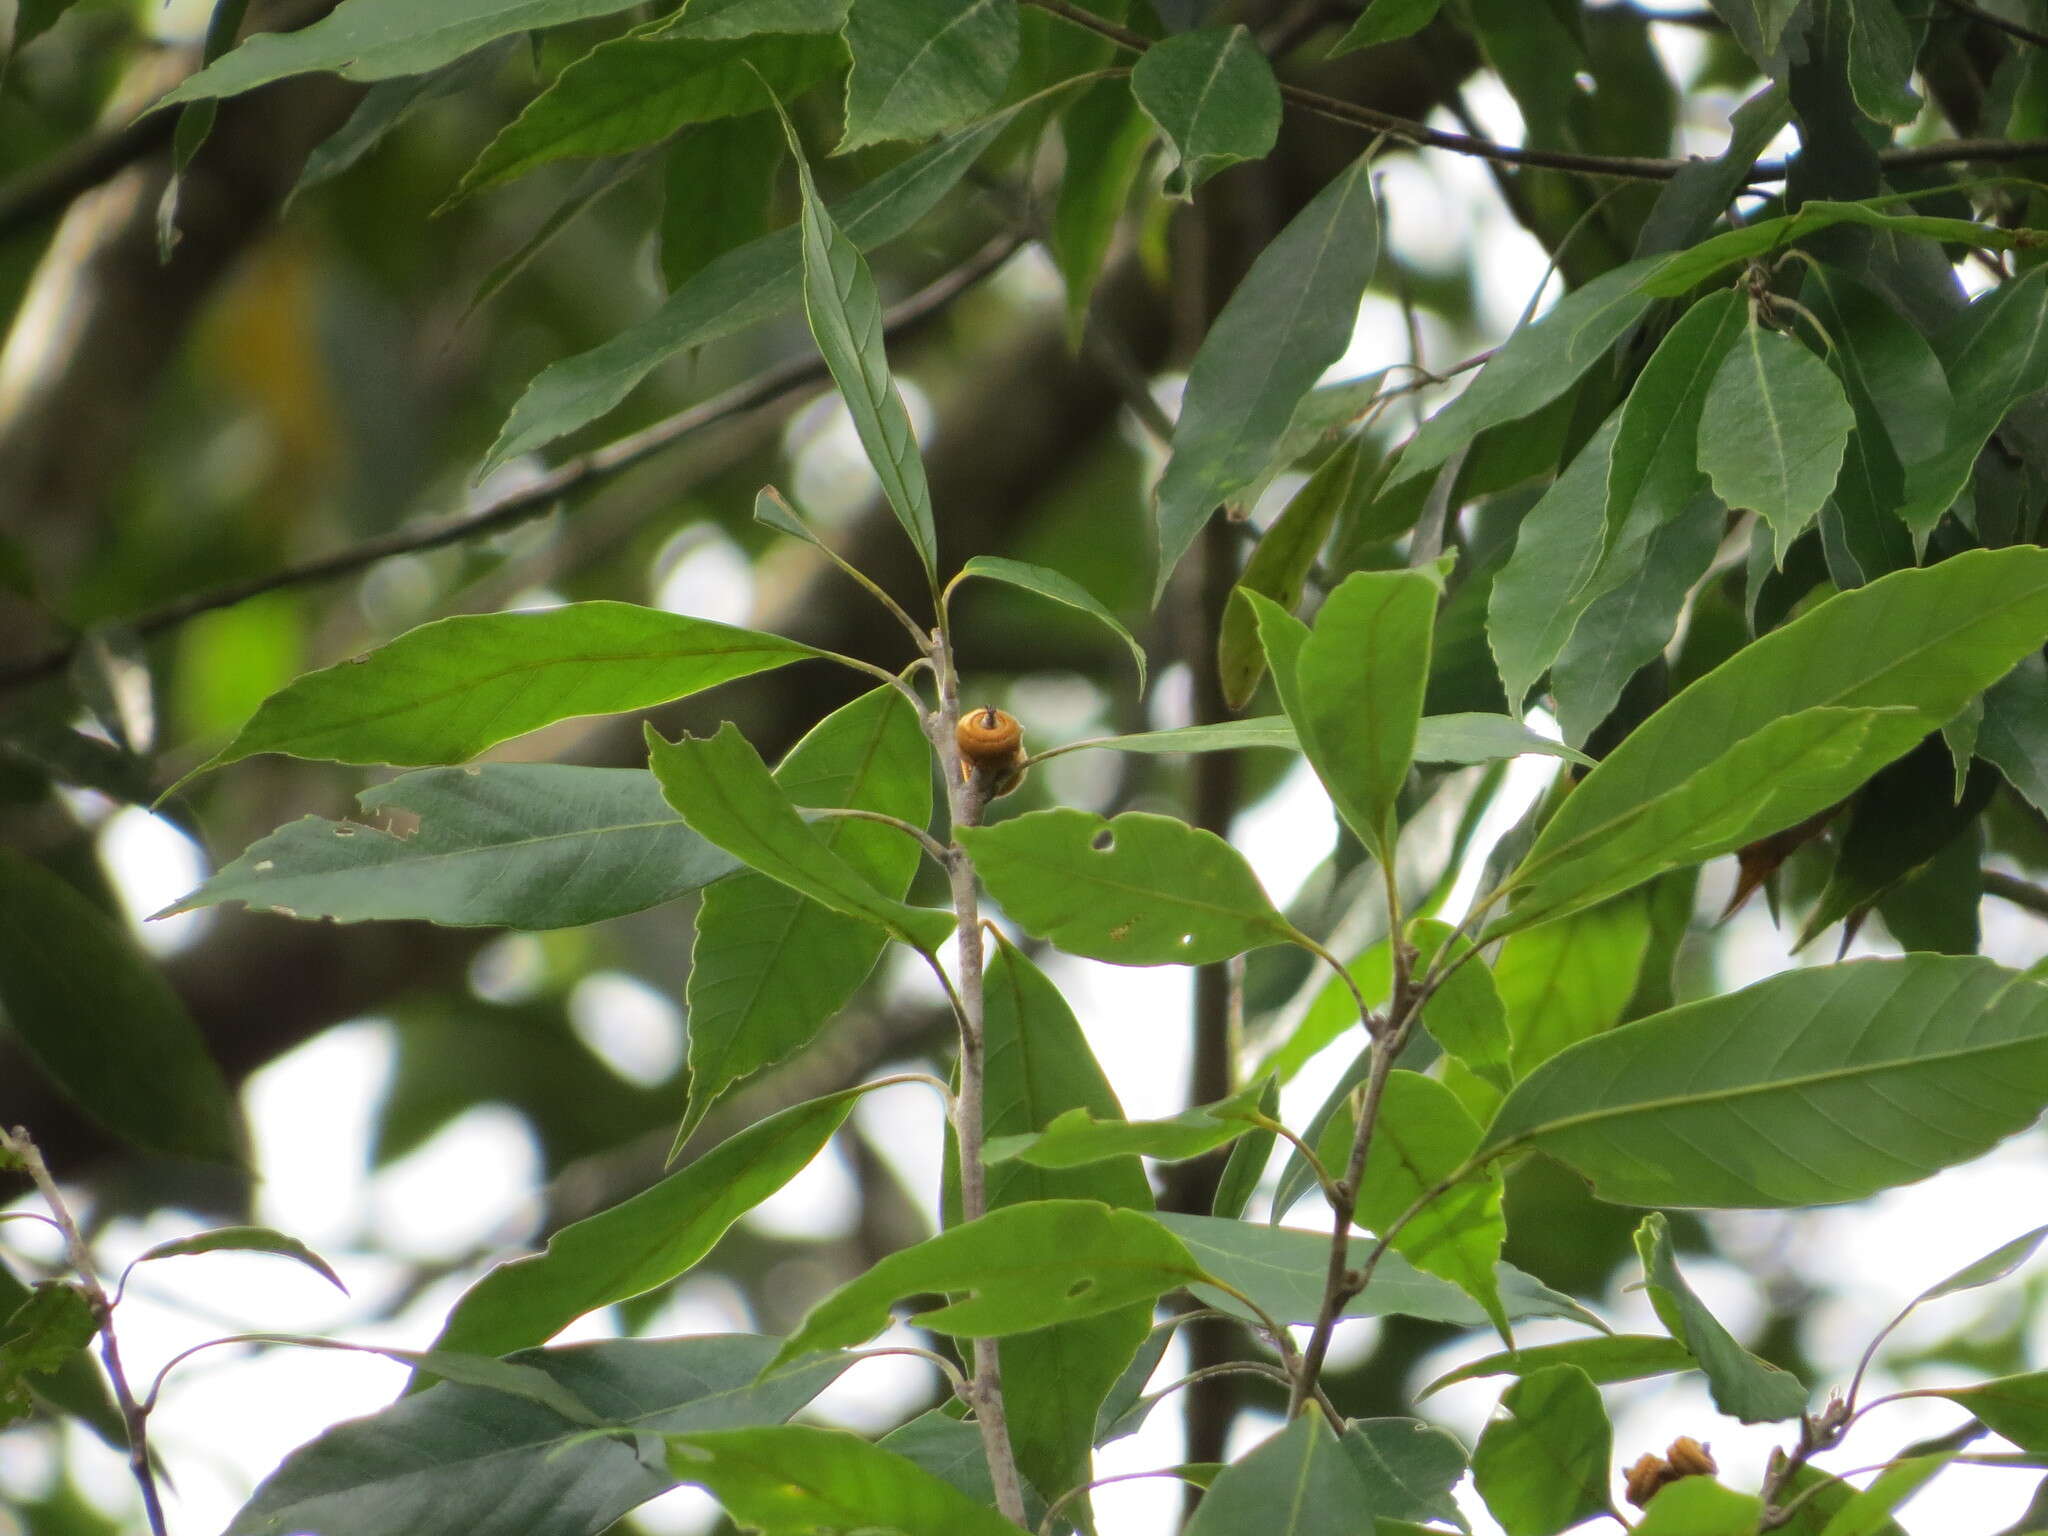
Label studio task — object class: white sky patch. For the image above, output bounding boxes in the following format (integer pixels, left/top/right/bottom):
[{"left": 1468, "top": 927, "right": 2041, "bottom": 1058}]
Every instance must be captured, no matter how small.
[
  {"left": 653, "top": 527, "right": 754, "bottom": 624},
  {"left": 739, "top": 1132, "right": 860, "bottom": 1243},
  {"left": 98, "top": 806, "right": 213, "bottom": 957},
  {"left": 568, "top": 969, "right": 686, "bottom": 1087},
  {"left": 368, "top": 1104, "right": 541, "bottom": 1262}
]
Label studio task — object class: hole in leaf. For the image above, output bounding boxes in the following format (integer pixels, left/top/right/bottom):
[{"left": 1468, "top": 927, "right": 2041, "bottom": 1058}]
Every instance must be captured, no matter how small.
[
  {"left": 1065, "top": 1278, "right": 1095, "bottom": 1299},
  {"left": 1090, "top": 828, "right": 1115, "bottom": 852}
]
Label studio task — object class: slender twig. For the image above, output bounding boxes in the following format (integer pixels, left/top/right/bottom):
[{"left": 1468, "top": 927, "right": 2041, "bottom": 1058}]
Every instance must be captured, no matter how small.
[
  {"left": 1247, "top": 1113, "right": 1343, "bottom": 1206},
  {"left": 847, "top": 1344, "right": 971, "bottom": 1399},
  {"left": 1937, "top": 0, "right": 2048, "bottom": 50},
  {"left": 1038, "top": 1468, "right": 1215, "bottom": 1535},
  {"left": 0, "top": 1129, "right": 169, "bottom": 1536},
  {"left": 807, "top": 806, "right": 951, "bottom": 863},
  {"left": 0, "top": 233, "right": 1024, "bottom": 696},
  {"left": 1985, "top": 869, "right": 2048, "bottom": 918}
]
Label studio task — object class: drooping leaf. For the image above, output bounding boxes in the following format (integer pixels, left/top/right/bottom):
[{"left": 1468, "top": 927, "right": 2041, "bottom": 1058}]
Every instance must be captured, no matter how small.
[
  {"left": 682, "top": 686, "right": 928, "bottom": 1141},
  {"left": 0, "top": 851, "right": 242, "bottom": 1166},
  {"left": 424, "top": 1085, "right": 875, "bottom": 1365},
  {"left": 1421, "top": 1334, "right": 1696, "bottom": 1398},
  {"left": 767, "top": 1201, "right": 1209, "bottom": 1370},
  {"left": 1129, "top": 25, "right": 1280, "bottom": 197},
  {"left": 1480, "top": 954, "right": 2048, "bottom": 1208},
  {"left": 1184, "top": 1414, "right": 1379, "bottom": 1536},
  {"left": 1051, "top": 79, "right": 1156, "bottom": 340},
  {"left": 1469, "top": 1366, "right": 1615, "bottom": 1536},
  {"left": 1635, "top": 1213, "right": 1807, "bottom": 1422},
  {"left": 127, "top": 1227, "right": 346, "bottom": 1296},
  {"left": 484, "top": 107, "right": 1014, "bottom": 473},
  {"left": 840, "top": 0, "right": 1019, "bottom": 151},
  {"left": 185, "top": 603, "right": 818, "bottom": 779},
  {"left": 1340, "top": 1419, "right": 1468, "bottom": 1531},
  {"left": 1496, "top": 896, "right": 1651, "bottom": 1079},
  {"left": 1697, "top": 321, "right": 1856, "bottom": 562},
  {"left": 1153, "top": 152, "right": 1378, "bottom": 597},
  {"left": 290, "top": 44, "right": 516, "bottom": 203},
  {"left": 962, "top": 809, "right": 1298, "bottom": 965},
  {"left": 223, "top": 1336, "right": 848, "bottom": 1536},
  {"left": 1331, "top": 0, "right": 1446, "bottom": 54},
  {"left": 161, "top": 0, "right": 651, "bottom": 101},
  {"left": 957, "top": 556, "right": 1146, "bottom": 690},
  {"left": 984, "top": 1079, "right": 1268, "bottom": 1168},
  {"left": 161, "top": 765, "right": 739, "bottom": 929},
  {"left": 665, "top": 1424, "right": 1022, "bottom": 1536},
  {"left": 646, "top": 722, "right": 955, "bottom": 952},
  {"left": 660, "top": 114, "right": 787, "bottom": 290},
  {"left": 1926, "top": 1371, "right": 2048, "bottom": 1453}
]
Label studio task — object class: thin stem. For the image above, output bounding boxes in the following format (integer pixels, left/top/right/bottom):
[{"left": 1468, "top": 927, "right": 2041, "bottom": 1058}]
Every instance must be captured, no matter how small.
[
  {"left": 847, "top": 1344, "right": 971, "bottom": 1400},
  {"left": 807, "top": 806, "right": 951, "bottom": 863},
  {"left": 1, "top": 1129, "right": 169, "bottom": 1536},
  {"left": 1937, "top": 0, "right": 2048, "bottom": 49},
  {"left": 770, "top": 492, "right": 932, "bottom": 650},
  {"left": 1038, "top": 1468, "right": 1215, "bottom": 1536},
  {"left": 823, "top": 650, "right": 935, "bottom": 714},
  {"left": 1247, "top": 1113, "right": 1342, "bottom": 1206},
  {"left": 1985, "top": 870, "right": 2048, "bottom": 918},
  {"left": 1292, "top": 932, "right": 1380, "bottom": 1038}
]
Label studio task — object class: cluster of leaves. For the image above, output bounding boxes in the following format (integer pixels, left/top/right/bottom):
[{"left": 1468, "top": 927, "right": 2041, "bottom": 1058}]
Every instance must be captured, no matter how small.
[{"left": 7, "top": 0, "right": 2048, "bottom": 1533}]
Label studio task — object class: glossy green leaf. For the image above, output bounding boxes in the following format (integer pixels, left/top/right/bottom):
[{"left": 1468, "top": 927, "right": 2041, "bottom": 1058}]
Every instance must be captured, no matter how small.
[
  {"left": 1130, "top": 25, "right": 1280, "bottom": 197},
  {"left": 1185, "top": 1414, "right": 1379, "bottom": 1536},
  {"left": 666, "top": 1424, "right": 1022, "bottom": 1536},
  {"left": 1153, "top": 1213, "right": 1602, "bottom": 1331},
  {"left": 1153, "top": 152, "right": 1377, "bottom": 598},
  {"left": 1340, "top": 1419, "right": 1467, "bottom": 1530},
  {"left": 484, "top": 107, "right": 1012, "bottom": 473},
  {"left": 1356, "top": 1070, "right": 1509, "bottom": 1341},
  {"left": 1421, "top": 1334, "right": 1696, "bottom": 1397},
  {"left": 775, "top": 104, "right": 939, "bottom": 579},
  {"left": 1332, "top": 0, "right": 1445, "bottom": 54},
  {"left": 224, "top": 1336, "right": 847, "bottom": 1536},
  {"left": 1388, "top": 256, "right": 1665, "bottom": 495},
  {"left": 1496, "top": 896, "right": 1651, "bottom": 1079},
  {"left": 1052, "top": 79, "right": 1156, "bottom": 340},
  {"left": 454, "top": 33, "right": 840, "bottom": 198},
  {"left": 1637, "top": 1213, "right": 1807, "bottom": 1422},
  {"left": 647, "top": 722, "right": 954, "bottom": 952},
  {"left": 962, "top": 809, "right": 1297, "bottom": 965},
  {"left": 682, "top": 686, "right": 928, "bottom": 1141},
  {"left": 1698, "top": 322, "right": 1855, "bottom": 562},
  {"left": 0, "top": 851, "right": 242, "bottom": 1166},
  {"left": 840, "top": 0, "right": 1018, "bottom": 151},
  {"left": 1411, "top": 919, "right": 1512, "bottom": 1093},
  {"left": 1634, "top": 1478, "right": 1767, "bottom": 1534},
  {"left": 1481, "top": 954, "right": 2048, "bottom": 1208},
  {"left": 980, "top": 933, "right": 1153, "bottom": 1528},
  {"left": 958, "top": 556, "right": 1145, "bottom": 690},
  {"left": 768, "top": 1201, "right": 1209, "bottom": 1369},
  {"left": 985, "top": 1079, "right": 1268, "bottom": 1168},
  {"left": 1927, "top": 1371, "right": 2048, "bottom": 1452},
  {"left": 425, "top": 1085, "right": 873, "bottom": 1365},
  {"left": 162, "top": 765, "right": 739, "bottom": 929},
  {"left": 1469, "top": 1366, "right": 1615, "bottom": 1536},
  {"left": 188, "top": 602, "right": 817, "bottom": 778},
  {"left": 128, "top": 1226, "right": 346, "bottom": 1296},
  {"left": 161, "top": 0, "right": 648, "bottom": 101},
  {"left": 1491, "top": 548, "right": 2048, "bottom": 937}
]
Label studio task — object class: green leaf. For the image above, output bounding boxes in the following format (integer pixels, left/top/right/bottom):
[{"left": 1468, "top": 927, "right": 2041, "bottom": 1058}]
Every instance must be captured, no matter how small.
[
  {"left": 646, "top": 722, "right": 954, "bottom": 952},
  {"left": 128, "top": 1227, "right": 346, "bottom": 1296},
  {"left": 980, "top": 932, "right": 1153, "bottom": 1528},
  {"left": 840, "top": 0, "right": 1019, "bottom": 151},
  {"left": 1219, "top": 435, "right": 1369, "bottom": 709},
  {"left": 1634, "top": 84, "right": 1789, "bottom": 258},
  {"left": 224, "top": 1336, "right": 847, "bottom": 1536},
  {"left": 1636, "top": 1213, "right": 1807, "bottom": 1422},
  {"left": 1911, "top": 1224, "right": 2048, "bottom": 1309},
  {"left": 0, "top": 1283, "right": 96, "bottom": 1426},
  {"left": 9, "top": 0, "right": 84, "bottom": 58},
  {"left": 960, "top": 808, "right": 1298, "bottom": 965},
  {"left": 1411, "top": 919, "right": 1512, "bottom": 1094},
  {"left": 682, "top": 685, "right": 928, "bottom": 1141},
  {"left": 1697, "top": 322, "right": 1856, "bottom": 562},
  {"left": 1421, "top": 1334, "right": 1696, "bottom": 1398},
  {"left": 0, "top": 1258, "right": 123, "bottom": 1448},
  {"left": 1843, "top": 0, "right": 1921, "bottom": 126},
  {"left": 1634, "top": 1478, "right": 1767, "bottom": 1534},
  {"left": 1185, "top": 1414, "right": 1379, "bottom": 1536},
  {"left": 1490, "top": 547, "right": 2048, "bottom": 937},
  {"left": 958, "top": 556, "right": 1146, "bottom": 690},
  {"left": 1331, "top": 0, "right": 1446, "bottom": 54},
  {"left": 1212, "top": 1074, "right": 1282, "bottom": 1220},
  {"left": 1983, "top": 652, "right": 2048, "bottom": 817},
  {"left": 1926, "top": 1371, "right": 2048, "bottom": 1453},
  {"left": 424, "top": 1085, "right": 874, "bottom": 1365},
  {"left": 876, "top": 1409, "right": 1000, "bottom": 1506},
  {"left": 1340, "top": 1419, "right": 1468, "bottom": 1531},
  {"left": 1153, "top": 152, "right": 1377, "bottom": 597},
  {"left": 666, "top": 1424, "right": 1023, "bottom": 1536},
  {"left": 767, "top": 1200, "right": 1209, "bottom": 1370},
  {"left": 1153, "top": 1213, "right": 1603, "bottom": 1331},
  {"left": 1479, "top": 954, "right": 2048, "bottom": 1208},
  {"left": 1355, "top": 1070, "right": 1509, "bottom": 1342},
  {"left": 1814, "top": 1455, "right": 1950, "bottom": 1536},
  {"left": 454, "top": 33, "right": 840, "bottom": 198},
  {"left": 1469, "top": 1366, "right": 1615, "bottom": 1536},
  {"left": 1415, "top": 714, "right": 1592, "bottom": 767},
  {"left": 291, "top": 46, "right": 513, "bottom": 204},
  {"left": 1387, "top": 256, "right": 1666, "bottom": 494},
  {"left": 1130, "top": 25, "right": 1280, "bottom": 197},
  {"left": 187, "top": 602, "right": 817, "bottom": 778},
  {"left": 1264, "top": 569, "right": 1441, "bottom": 861},
  {"left": 161, "top": 0, "right": 649, "bottom": 101},
  {"left": 484, "top": 107, "right": 1013, "bottom": 473},
  {"left": 161, "top": 765, "right": 739, "bottom": 929},
  {"left": 1051, "top": 79, "right": 1156, "bottom": 341},
  {"left": 1496, "top": 896, "right": 1651, "bottom": 1079},
  {"left": 984, "top": 1079, "right": 1269, "bottom": 1168},
  {"left": 655, "top": 0, "right": 849, "bottom": 38},
  {"left": 774, "top": 103, "right": 939, "bottom": 580},
  {"left": 661, "top": 115, "right": 786, "bottom": 289},
  {"left": 0, "top": 851, "right": 242, "bottom": 1166}
]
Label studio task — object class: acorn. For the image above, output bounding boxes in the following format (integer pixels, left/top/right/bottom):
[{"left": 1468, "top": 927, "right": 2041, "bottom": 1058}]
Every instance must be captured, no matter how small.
[
  {"left": 955, "top": 706, "right": 1026, "bottom": 800},
  {"left": 1624, "top": 1437, "right": 1718, "bottom": 1508}
]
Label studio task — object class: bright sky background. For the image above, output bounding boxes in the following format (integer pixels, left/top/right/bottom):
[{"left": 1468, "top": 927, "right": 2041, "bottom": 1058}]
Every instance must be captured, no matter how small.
[{"left": 5, "top": 4, "right": 2048, "bottom": 1534}]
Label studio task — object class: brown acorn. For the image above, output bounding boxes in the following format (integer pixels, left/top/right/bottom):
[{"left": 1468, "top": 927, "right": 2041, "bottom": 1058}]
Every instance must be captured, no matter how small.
[
  {"left": 955, "top": 706, "right": 1026, "bottom": 799},
  {"left": 1623, "top": 1437, "right": 1718, "bottom": 1508}
]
